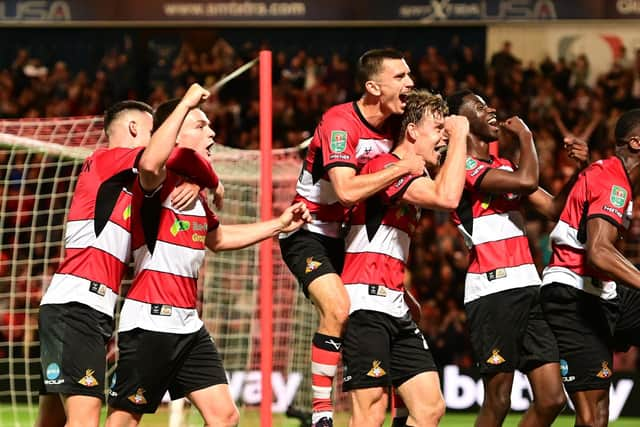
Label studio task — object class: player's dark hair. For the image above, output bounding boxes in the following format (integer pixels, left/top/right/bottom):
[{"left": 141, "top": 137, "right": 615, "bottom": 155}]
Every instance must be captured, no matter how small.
[
  {"left": 103, "top": 100, "right": 153, "bottom": 135},
  {"left": 398, "top": 90, "right": 448, "bottom": 142},
  {"left": 446, "top": 89, "right": 474, "bottom": 115},
  {"left": 356, "top": 48, "right": 405, "bottom": 91},
  {"left": 153, "top": 98, "right": 182, "bottom": 133},
  {"left": 614, "top": 108, "right": 640, "bottom": 144}
]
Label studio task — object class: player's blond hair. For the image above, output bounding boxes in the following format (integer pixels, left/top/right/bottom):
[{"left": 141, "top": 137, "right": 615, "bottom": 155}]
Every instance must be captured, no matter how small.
[{"left": 398, "top": 90, "right": 448, "bottom": 141}]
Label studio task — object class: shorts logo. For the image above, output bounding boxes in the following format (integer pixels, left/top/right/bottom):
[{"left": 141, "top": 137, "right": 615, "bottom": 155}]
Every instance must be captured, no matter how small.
[
  {"left": 486, "top": 349, "right": 506, "bottom": 365},
  {"left": 123, "top": 205, "right": 131, "bottom": 220},
  {"left": 597, "top": 361, "right": 612, "bottom": 379},
  {"left": 78, "top": 369, "right": 99, "bottom": 387},
  {"left": 465, "top": 157, "right": 478, "bottom": 170},
  {"left": 305, "top": 257, "right": 322, "bottom": 274},
  {"left": 610, "top": 185, "right": 627, "bottom": 208},
  {"left": 330, "top": 130, "right": 347, "bottom": 153},
  {"left": 366, "top": 360, "right": 386, "bottom": 378},
  {"left": 560, "top": 359, "right": 576, "bottom": 382},
  {"left": 46, "top": 363, "right": 60, "bottom": 380},
  {"left": 170, "top": 219, "right": 191, "bottom": 236},
  {"left": 128, "top": 388, "right": 148, "bottom": 405}
]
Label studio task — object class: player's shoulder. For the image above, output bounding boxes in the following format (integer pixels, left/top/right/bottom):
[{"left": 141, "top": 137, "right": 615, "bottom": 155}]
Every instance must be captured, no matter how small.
[
  {"left": 586, "top": 157, "right": 623, "bottom": 181},
  {"left": 321, "top": 102, "right": 359, "bottom": 125}
]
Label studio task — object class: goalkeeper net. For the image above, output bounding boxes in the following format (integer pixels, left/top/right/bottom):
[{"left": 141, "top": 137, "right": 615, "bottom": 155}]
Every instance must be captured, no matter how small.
[{"left": 0, "top": 117, "right": 342, "bottom": 426}]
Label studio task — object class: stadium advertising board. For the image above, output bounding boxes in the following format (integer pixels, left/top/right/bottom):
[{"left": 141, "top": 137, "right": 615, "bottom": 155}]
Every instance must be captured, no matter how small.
[
  {"left": 0, "top": 0, "right": 638, "bottom": 23},
  {"left": 190, "top": 367, "right": 640, "bottom": 419}
]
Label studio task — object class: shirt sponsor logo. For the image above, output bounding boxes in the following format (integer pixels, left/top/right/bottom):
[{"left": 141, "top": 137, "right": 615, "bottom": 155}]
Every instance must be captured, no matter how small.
[
  {"left": 170, "top": 219, "right": 191, "bottom": 236},
  {"left": 123, "top": 205, "right": 131, "bottom": 220},
  {"left": 610, "top": 185, "right": 627, "bottom": 208},
  {"left": 330, "top": 130, "right": 347, "bottom": 153}
]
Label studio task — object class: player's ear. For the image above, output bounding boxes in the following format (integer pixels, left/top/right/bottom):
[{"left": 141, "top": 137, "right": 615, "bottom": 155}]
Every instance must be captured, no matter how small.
[
  {"left": 365, "top": 80, "right": 381, "bottom": 97},
  {"left": 629, "top": 136, "right": 640, "bottom": 152},
  {"left": 128, "top": 121, "right": 137, "bottom": 138},
  {"left": 407, "top": 123, "right": 418, "bottom": 141}
]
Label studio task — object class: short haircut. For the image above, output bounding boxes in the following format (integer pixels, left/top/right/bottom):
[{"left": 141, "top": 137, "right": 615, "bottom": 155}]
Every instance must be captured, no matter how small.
[
  {"left": 399, "top": 89, "right": 448, "bottom": 141},
  {"left": 103, "top": 100, "right": 153, "bottom": 135},
  {"left": 356, "top": 48, "right": 405, "bottom": 90},
  {"left": 446, "top": 89, "right": 474, "bottom": 115},
  {"left": 153, "top": 98, "right": 182, "bottom": 133},
  {"left": 614, "top": 108, "right": 640, "bottom": 143}
]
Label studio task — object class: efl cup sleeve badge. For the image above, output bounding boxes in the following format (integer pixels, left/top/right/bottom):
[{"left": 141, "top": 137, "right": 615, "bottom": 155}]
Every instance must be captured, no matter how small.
[
  {"left": 78, "top": 369, "right": 99, "bottom": 387},
  {"left": 610, "top": 185, "right": 627, "bottom": 208},
  {"left": 465, "top": 157, "right": 478, "bottom": 170},
  {"left": 330, "top": 130, "right": 347, "bottom": 153},
  {"left": 128, "top": 388, "right": 148, "bottom": 405},
  {"left": 366, "top": 360, "right": 387, "bottom": 378},
  {"left": 486, "top": 349, "right": 506, "bottom": 365}
]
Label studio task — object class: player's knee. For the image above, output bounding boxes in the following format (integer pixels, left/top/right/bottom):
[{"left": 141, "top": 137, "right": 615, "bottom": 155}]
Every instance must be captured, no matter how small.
[
  {"left": 206, "top": 406, "right": 239, "bottom": 427},
  {"left": 536, "top": 391, "right": 566, "bottom": 414},
  {"left": 485, "top": 390, "right": 511, "bottom": 413},
  {"left": 412, "top": 398, "right": 446, "bottom": 427}
]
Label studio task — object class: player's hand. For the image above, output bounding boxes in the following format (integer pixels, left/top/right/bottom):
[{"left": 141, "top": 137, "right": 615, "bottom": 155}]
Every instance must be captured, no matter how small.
[
  {"left": 444, "top": 115, "right": 469, "bottom": 138},
  {"left": 213, "top": 181, "right": 225, "bottom": 210},
  {"left": 564, "top": 136, "right": 590, "bottom": 169},
  {"left": 171, "top": 180, "right": 200, "bottom": 211},
  {"left": 278, "top": 202, "right": 312, "bottom": 233},
  {"left": 501, "top": 116, "right": 532, "bottom": 138},
  {"left": 398, "top": 151, "right": 426, "bottom": 176},
  {"left": 180, "top": 83, "right": 210, "bottom": 109}
]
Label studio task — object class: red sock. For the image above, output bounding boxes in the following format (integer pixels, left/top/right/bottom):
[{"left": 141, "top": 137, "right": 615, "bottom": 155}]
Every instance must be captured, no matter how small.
[{"left": 310, "top": 333, "right": 342, "bottom": 413}]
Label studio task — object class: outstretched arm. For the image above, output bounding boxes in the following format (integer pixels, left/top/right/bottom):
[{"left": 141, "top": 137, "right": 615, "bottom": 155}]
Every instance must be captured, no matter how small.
[
  {"left": 402, "top": 115, "right": 468, "bottom": 210},
  {"left": 586, "top": 217, "right": 640, "bottom": 289},
  {"left": 205, "top": 202, "right": 311, "bottom": 252},
  {"left": 478, "top": 116, "right": 539, "bottom": 194}
]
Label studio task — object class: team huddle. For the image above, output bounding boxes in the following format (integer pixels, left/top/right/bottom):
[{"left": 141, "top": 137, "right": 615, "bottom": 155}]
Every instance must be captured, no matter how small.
[{"left": 35, "top": 48, "right": 640, "bottom": 427}]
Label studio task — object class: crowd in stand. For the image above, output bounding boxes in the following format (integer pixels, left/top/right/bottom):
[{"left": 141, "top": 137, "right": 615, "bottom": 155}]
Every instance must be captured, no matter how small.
[{"left": 2, "top": 34, "right": 640, "bottom": 370}]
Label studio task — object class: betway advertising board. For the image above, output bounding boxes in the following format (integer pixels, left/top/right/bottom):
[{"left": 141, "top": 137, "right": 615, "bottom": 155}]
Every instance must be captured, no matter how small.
[{"left": 187, "top": 366, "right": 639, "bottom": 420}]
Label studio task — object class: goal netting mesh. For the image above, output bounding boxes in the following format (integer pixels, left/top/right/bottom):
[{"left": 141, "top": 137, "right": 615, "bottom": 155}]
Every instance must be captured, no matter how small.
[{"left": 0, "top": 116, "right": 344, "bottom": 426}]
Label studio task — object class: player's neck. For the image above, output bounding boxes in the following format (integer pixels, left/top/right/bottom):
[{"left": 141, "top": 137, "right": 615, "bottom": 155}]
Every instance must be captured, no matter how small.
[
  {"left": 393, "top": 140, "right": 412, "bottom": 159},
  {"left": 356, "top": 97, "right": 387, "bottom": 129},
  {"left": 468, "top": 133, "right": 490, "bottom": 160}
]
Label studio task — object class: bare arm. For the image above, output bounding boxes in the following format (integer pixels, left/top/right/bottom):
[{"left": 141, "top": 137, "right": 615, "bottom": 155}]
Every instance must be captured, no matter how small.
[
  {"left": 586, "top": 217, "right": 640, "bottom": 289},
  {"left": 478, "top": 116, "right": 539, "bottom": 194},
  {"left": 206, "top": 202, "right": 310, "bottom": 252},
  {"left": 328, "top": 153, "right": 425, "bottom": 207},
  {"left": 138, "top": 84, "right": 210, "bottom": 191},
  {"left": 526, "top": 136, "right": 588, "bottom": 220},
  {"left": 402, "top": 115, "right": 468, "bottom": 210}
]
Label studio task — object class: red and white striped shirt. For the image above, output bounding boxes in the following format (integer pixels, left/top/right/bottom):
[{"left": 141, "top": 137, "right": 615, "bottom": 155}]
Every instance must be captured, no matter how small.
[
  {"left": 543, "top": 157, "right": 633, "bottom": 300},
  {"left": 118, "top": 171, "right": 219, "bottom": 334},
  {"left": 451, "top": 155, "right": 540, "bottom": 304},
  {"left": 41, "top": 147, "right": 143, "bottom": 317},
  {"left": 290, "top": 102, "right": 395, "bottom": 238},
  {"left": 342, "top": 153, "right": 421, "bottom": 318}
]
